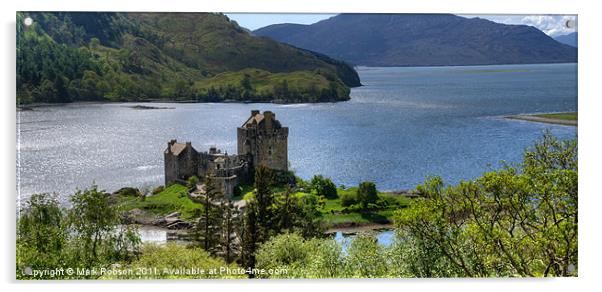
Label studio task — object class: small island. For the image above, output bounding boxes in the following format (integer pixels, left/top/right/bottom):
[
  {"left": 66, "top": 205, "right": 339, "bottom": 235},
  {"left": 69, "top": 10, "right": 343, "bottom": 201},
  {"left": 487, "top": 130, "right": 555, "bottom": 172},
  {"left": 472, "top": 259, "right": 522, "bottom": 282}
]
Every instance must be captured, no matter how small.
[
  {"left": 506, "top": 112, "right": 577, "bottom": 126},
  {"left": 117, "top": 110, "right": 412, "bottom": 233}
]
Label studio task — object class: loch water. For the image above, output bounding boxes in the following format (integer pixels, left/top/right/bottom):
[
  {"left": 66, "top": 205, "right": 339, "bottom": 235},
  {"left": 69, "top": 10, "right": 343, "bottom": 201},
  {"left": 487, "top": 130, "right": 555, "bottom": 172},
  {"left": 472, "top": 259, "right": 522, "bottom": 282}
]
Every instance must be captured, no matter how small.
[{"left": 17, "top": 63, "right": 577, "bottom": 205}]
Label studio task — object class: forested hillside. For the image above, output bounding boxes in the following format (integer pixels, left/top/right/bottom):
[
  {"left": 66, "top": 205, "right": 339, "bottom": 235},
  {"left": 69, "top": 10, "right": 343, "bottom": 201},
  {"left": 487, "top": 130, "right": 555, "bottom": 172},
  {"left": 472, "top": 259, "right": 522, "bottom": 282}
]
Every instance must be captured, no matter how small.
[{"left": 16, "top": 12, "right": 360, "bottom": 105}]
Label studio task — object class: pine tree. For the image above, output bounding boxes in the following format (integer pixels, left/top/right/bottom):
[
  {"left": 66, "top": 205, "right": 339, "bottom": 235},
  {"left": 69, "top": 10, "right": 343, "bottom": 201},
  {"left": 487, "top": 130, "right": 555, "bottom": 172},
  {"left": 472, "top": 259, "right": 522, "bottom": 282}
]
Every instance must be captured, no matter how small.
[
  {"left": 275, "top": 184, "right": 296, "bottom": 232},
  {"left": 191, "top": 176, "right": 223, "bottom": 254},
  {"left": 240, "top": 201, "right": 259, "bottom": 270},
  {"left": 220, "top": 199, "right": 240, "bottom": 263},
  {"left": 254, "top": 165, "right": 275, "bottom": 235}
]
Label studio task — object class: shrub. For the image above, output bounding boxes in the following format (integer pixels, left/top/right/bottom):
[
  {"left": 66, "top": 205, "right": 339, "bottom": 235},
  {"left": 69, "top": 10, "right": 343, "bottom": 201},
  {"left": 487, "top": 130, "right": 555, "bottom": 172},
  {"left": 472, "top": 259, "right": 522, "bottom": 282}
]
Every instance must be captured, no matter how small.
[
  {"left": 187, "top": 175, "right": 199, "bottom": 190},
  {"left": 102, "top": 244, "right": 245, "bottom": 279},
  {"left": 233, "top": 184, "right": 243, "bottom": 197},
  {"left": 357, "top": 182, "right": 378, "bottom": 209},
  {"left": 340, "top": 191, "right": 357, "bottom": 207},
  {"left": 310, "top": 175, "right": 338, "bottom": 199},
  {"left": 114, "top": 187, "right": 140, "bottom": 197},
  {"left": 255, "top": 233, "right": 344, "bottom": 278},
  {"left": 152, "top": 185, "right": 164, "bottom": 195}
]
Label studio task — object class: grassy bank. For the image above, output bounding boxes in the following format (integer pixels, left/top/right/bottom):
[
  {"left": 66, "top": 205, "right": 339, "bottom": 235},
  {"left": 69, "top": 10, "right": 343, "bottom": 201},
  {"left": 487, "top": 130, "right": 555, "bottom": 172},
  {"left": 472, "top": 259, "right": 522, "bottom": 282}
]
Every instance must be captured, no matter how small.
[
  {"left": 117, "top": 182, "right": 412, "bottom": 230},
  {"left": 506, "top": 112, "right": 577, "bottom": 126},
  {"left": 533, "top": 112, "right": 577, "bottom": 121},
  {"left": 116, "top": 184, "right": 202, "bottom": 220},
  {"left": 319, "top": 187, "right": 410, "bottom": 228}
]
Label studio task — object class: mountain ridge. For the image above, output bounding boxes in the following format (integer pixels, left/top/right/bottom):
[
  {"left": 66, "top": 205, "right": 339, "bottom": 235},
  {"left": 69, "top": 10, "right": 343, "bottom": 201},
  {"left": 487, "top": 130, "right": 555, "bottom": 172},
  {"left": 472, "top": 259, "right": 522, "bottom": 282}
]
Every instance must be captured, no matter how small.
[
  {"left": 254, "top": 14, "right": 577, "bottom": 67},
  {"left": 554, "top": 32, "right": 577, "bottom": 48}
]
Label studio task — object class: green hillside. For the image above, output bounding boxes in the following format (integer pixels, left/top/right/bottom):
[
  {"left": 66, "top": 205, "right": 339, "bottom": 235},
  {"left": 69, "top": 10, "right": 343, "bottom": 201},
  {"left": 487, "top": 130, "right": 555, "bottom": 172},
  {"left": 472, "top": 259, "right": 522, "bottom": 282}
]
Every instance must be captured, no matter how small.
[
  {"left": 194, "top": 68, "right": 349, "bottom": 103},
  {"left": 16, "top": 12, "right": 360, "bottom": 105}
]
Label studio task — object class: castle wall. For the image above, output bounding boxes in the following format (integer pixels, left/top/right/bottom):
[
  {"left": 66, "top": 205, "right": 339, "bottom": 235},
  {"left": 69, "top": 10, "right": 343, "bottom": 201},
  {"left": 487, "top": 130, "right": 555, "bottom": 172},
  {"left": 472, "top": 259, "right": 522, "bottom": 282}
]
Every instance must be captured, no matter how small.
[
  {"left": 177, "top": 145, "right": 198, "bottom": 180},
  {"left": 164, "top": 152, "right": 178, "bottom": 185},
  {"left": 254, "top": 127, "right": 288, "bottom": 170},
  {"left": 237, "top": 111, "right": 288, "bottom": 171}
]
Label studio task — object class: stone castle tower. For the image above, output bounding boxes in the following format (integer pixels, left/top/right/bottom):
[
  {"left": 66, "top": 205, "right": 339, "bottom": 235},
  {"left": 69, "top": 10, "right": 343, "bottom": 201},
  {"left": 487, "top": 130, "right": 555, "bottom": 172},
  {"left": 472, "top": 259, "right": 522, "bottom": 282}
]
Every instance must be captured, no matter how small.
[
  {"left": 237, "top": 110, "right": 288, "bottom": 171},
  {"left": 164, "top": 110, "right": 288, "bottom": 197}
]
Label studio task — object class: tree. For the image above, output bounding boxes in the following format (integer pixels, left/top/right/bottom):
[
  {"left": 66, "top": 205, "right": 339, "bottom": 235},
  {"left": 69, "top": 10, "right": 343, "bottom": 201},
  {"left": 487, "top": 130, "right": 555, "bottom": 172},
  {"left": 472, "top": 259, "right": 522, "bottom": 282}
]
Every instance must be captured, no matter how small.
[
  {"left": 191, "top": 176, "right": 223, "bottom": 254},
  {"left": 344, "top": 234, "right": 388, "bottom": 277},
  {"left": 294, "top": 193, "right": 324, "bottom": 237},
  {"left": 273, "top": 79, "right": 290, "bottom": 100},
  {"left": 187, "top": 175, "right": 199, "bottom": 190},
  {"left": 254, "top": 165, "right": 275, "bottom": 233},
  {"left": 240, "top": 73, "right": 252, "bottom": 91},
  {"left": 17, "top": 193, "right": 68, "bottom": 277},
  {"left": 68, "top": 185, "right": 140, "bottom": 269},
  {"left": 273, "top": 185, "right": 324, "bottom": 237},
  {"left": 357, "top": 181, "right": 378, "bottom": 210},
  {"left": 89, "top": 37, "right": 100, "bottom": 49},
  {"left": 220, "top": 200, "right": 240, "bottom": 263},
  {"left": 310, "top": 175, "right": 338, "bottom": 199},
  {"left": 275, "top": 184, "right": 295, "bottom": 232},
  {"left": 101, "top": 244, "right": 245, "bottom": 279},
  {"left": 394, "top": 133, "right": 578, "bottom": 277},
  {"left": 240, "top": 200, "right": 259, "bottom": 270}
]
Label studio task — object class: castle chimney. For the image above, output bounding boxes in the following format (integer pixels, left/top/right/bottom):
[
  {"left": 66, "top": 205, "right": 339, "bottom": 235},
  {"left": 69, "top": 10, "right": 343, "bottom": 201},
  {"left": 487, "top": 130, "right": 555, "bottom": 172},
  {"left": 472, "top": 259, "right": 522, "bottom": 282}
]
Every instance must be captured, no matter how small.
[
  {"left": 251, "top": 110, "right": 260, "bottom": 117},
  {"left": 264, "top": 111, "right": 273, "bottom": 128}
]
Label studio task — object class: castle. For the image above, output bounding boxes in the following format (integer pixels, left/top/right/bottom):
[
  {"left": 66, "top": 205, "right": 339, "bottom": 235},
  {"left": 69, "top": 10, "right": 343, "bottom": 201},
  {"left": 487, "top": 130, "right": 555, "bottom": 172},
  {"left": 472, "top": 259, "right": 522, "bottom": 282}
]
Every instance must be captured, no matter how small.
[{"left": 164, "top": 110, "right": 288, "bottom": 197}]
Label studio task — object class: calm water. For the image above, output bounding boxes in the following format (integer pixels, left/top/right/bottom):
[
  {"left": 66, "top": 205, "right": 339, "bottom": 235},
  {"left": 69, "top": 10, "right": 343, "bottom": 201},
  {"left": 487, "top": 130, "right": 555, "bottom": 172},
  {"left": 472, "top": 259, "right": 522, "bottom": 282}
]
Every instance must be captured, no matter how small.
[
  {"left": 17, "top": 64, "right": 577, "bottom": 205},
  {"left": 136, "top": 226, "right": 395, "bottom": 247}
]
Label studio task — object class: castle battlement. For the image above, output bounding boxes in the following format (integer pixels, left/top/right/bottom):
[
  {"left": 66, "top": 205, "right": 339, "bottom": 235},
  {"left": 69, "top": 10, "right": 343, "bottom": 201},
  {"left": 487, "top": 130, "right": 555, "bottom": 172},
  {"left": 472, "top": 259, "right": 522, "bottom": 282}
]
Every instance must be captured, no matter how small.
[{"left": 164, "top": 110, "right": 288, "bottom": 197}]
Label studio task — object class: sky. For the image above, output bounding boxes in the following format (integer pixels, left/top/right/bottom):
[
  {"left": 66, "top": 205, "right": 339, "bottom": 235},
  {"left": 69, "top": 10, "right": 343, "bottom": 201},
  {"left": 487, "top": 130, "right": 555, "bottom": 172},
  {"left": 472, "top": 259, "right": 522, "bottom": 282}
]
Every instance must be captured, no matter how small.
[{"left": 226, "top": 13, "right": 577, "bottom": 37}]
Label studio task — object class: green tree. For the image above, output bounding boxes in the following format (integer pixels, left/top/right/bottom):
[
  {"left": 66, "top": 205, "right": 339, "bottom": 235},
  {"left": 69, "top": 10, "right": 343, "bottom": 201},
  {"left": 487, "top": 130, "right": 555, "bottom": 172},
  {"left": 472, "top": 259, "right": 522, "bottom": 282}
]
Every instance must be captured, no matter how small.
[
  {"left": 240, "top": 73, "right": 252, "bottom": 91},
  {"left": 273, "top": 79, "right": 290, "bottom": 100},
  {"left": 255, "top": 233, "right": 343, "bottom": 278},
  {"left": 273, "top": 186, "right": 323, "bottom": 237},
  {"left": 102, "top": 244, "right": 245, "bottom": 279},
  {"left": 357, "top": 181, "right": 378, "bottom": 209},
  {"left": 68, "top": 185, "right": 140, "bottom": 269},
  {"left": 310, "top": 175, "right": 338, "bottom": 199},
  {"left": 220, "top": 199, "right": 241, "bottom": 263},
  {"left": 187, "top": 175, "right": 199, "bottom": 190},
  {"left": 191, "top": 176, "right": 223, "bottom": 254},
  {"left": 275, "top": 184, "right": 295, "bottom": 232},
  {"left": 344, "top": 234, "right": 388, "bottom": 277},
  {"left": 254, "top": 165, "right": 275, "bottom": 233},
  {"left": 240, "top": 200, "right": 259, "bottom": 270},
  {"left": 16, "top": 193, "right": 68, "bottom": 278},
  {"left": 394, "top": 133, "right": 578, "bottom": 277},
  {"left": 89, "top": 37, "right": 100, "bottom": 49}
]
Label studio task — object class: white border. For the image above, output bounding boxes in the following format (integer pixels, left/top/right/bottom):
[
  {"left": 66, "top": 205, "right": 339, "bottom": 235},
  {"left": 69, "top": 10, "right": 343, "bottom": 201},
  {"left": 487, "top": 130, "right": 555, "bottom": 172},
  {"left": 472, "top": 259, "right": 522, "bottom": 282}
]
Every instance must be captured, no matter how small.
[{"left": 1, "top": 1, "right": 600, "bottom": 292}]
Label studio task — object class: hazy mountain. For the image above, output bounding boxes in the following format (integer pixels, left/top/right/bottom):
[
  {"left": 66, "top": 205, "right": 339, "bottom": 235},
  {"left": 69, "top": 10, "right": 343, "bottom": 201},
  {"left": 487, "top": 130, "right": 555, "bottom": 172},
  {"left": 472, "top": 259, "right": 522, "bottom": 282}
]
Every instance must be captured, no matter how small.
[
  {"left": 254, "top": 14, "right": 578, "bottom": 67},
  {"left": 554, "top": 32, "right": 577, "bottom": 47},
  {"left": 17, "top": 12, "right": 360, "bottom": 104}
]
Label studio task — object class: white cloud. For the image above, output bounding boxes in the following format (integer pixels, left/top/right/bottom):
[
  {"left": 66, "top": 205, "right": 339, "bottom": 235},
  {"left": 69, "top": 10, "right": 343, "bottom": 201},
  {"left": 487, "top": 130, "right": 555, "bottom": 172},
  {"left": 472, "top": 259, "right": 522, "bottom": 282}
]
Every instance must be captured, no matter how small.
[
  {"left": 461, "top": 14, "right": 577, "bottom": 37},
  {"left": 520, "top": 15, "right": 577, "bottom": 37}
]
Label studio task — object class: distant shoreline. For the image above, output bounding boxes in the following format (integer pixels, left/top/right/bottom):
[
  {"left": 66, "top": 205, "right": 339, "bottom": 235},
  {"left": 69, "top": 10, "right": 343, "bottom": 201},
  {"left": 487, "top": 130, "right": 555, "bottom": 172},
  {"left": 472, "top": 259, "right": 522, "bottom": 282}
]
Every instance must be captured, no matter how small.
[
  {"left": 506, "top": 112, "right": 577, "bottom": 126},
  {"left": 16, "top": 98, "right": 349, "bottom": 110},
  {"left": 354, "top": 62, "right": 577, "bottom": 69}
]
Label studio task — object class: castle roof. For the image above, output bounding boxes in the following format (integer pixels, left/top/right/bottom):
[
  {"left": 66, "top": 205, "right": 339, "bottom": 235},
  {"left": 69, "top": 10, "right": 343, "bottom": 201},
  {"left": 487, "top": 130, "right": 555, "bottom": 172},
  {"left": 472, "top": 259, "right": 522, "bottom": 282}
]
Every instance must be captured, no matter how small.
[
  {"left": 242, "top": 110, "right": 282, "bottom": 128},
  {"left": 168, "top": 142, "right": 188, "bottom": 156},
  {"left": 243, "top": 113, "right": 265, "bottom": 127}
]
